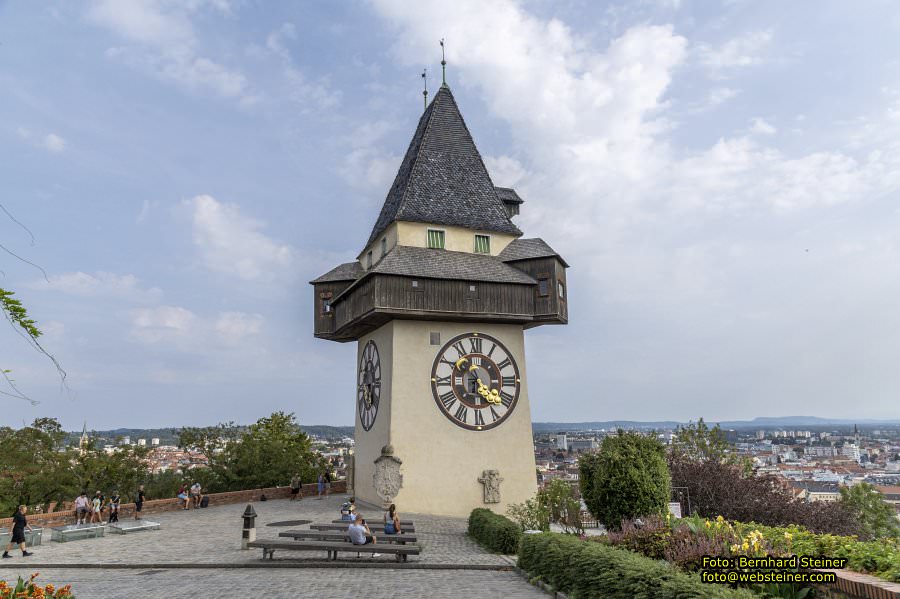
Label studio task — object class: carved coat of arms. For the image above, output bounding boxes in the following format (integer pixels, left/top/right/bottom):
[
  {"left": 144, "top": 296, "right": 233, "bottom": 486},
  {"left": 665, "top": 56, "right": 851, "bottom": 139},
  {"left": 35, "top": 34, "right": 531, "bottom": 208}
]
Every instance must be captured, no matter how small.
[{"left": 373, "top": 444, "right": 403, "bottom": 505}]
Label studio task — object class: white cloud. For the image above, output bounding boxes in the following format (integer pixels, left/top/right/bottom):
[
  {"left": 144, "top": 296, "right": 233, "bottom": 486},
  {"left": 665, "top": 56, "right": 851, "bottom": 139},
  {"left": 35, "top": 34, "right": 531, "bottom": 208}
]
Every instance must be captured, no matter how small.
[
  {"left": 30, "top": 271, "right": 163, "bottom": 302},
  {"left": 215, "top": 311, "right": 263, "bottom": 344},
  {"left": 707, "top": 87, "right": 739, "bottom": 108},
  {"left": 185, "top": 194, "right": 294, "bottom": 281},
  {"left": 484, "top": 155, "right": 528, "bottom": 188},
  {"left": 88, "top": 0, "right": 250, "bottom": 101},
  {"left": 696, "top": 30, "right": 773, "bottom": 69},
  {"left": 338, "top": 121, "right": 400, "bottom": 193},
  {"left": 263, "top": 22, "right": 341, "bottom": 111},
  {"left": 17, "top": 128, "right": 67, "bottom": 153},
  {"left": 131, "top": 305, "right": 196, "bottom": 343},
  {"left": 750, "top": 117, "right": 777, "bottom": 135}
]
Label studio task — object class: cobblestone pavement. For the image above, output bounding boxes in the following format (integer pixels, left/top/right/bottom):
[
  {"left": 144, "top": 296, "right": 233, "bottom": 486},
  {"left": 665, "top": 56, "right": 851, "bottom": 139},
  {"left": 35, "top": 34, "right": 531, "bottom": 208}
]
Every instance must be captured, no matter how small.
[
  {"left": 0, "top": 568, "right": 547, "bottom": 599},
  {"left": 0, "top": 496, "right": 543, "bottom": 598}
]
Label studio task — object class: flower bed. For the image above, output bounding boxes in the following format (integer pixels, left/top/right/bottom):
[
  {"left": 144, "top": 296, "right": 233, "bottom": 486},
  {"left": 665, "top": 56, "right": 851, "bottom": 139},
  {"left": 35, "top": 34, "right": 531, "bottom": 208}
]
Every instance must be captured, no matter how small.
[
  {"left": 518, "top": 532, "right": 756, "bottom": 598},
  {"left": 1, "top": 573, "right": 73, "bottom": 598},
  {"left": 601, "top": 514, "right": 900, "bottom": 584}
]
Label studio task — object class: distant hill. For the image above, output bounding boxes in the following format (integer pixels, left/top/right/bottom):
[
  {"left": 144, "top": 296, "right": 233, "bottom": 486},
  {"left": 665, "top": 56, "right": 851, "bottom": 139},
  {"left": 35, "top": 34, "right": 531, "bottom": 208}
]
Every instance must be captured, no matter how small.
[
  {"left": 533, "top": 416, "right": 900, "bottom": 432},
  {"left": 67, "top": 424, "right": 355, "bottom": 446}
]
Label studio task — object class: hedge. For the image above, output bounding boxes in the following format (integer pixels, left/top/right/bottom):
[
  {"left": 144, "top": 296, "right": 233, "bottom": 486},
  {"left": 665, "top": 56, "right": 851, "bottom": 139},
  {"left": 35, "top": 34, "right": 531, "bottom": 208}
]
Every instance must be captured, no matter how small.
[
  {"left": 468, "top": 508, "right": 521, "bottom": 554},
  {"left": 518, "top": 533, "right": 757, "bottom": 599}
]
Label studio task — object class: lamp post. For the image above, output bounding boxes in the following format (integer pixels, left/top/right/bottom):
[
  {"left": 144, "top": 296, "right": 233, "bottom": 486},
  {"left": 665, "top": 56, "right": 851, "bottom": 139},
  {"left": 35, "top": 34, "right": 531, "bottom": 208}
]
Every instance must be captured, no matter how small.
[{"left": 241, "top": 504, "right": 257, "bottom": 550}]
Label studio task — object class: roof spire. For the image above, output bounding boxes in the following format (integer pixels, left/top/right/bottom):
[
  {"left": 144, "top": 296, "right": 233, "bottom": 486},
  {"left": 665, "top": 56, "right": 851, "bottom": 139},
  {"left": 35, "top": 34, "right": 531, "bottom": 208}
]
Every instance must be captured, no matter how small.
[
  {"left": 440, "top": 38, "right": 447, "bottom": 87},
  {"left": 422, "top": 68, "right": 428, "bottom": 110}
]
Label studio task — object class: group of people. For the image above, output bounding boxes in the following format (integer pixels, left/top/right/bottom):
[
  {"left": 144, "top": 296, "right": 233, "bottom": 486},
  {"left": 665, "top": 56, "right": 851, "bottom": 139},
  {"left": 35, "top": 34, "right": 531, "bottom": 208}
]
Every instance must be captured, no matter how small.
[
  {"left": 288, "top": 470, "right": 334, "bottom": 501},
  {"left": 339, "top": 497, "right": 404, "bottom": 557},
  {"left": 74, "top": 490, "right": 123, "bottom": 525},
  {"left": 177, "top": 482, "right": 203, "bottom": 510}
]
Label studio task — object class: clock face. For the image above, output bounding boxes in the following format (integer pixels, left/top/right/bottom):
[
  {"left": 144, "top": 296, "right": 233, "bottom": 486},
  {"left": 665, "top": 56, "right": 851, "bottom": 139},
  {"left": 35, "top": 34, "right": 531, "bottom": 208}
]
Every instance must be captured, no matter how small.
[
  {"left": 430, "top": 332, "right": 520, "bottom": 431},
  {"left": 357, "top": 340, "right": 381, "bottom": 431}
]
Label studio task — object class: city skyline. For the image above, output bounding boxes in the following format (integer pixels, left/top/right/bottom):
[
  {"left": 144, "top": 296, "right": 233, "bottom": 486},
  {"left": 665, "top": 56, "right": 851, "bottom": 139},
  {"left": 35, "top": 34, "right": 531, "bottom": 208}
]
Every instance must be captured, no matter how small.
[{"left": 3, "top": 1, "right": 900, "bottom": 429}]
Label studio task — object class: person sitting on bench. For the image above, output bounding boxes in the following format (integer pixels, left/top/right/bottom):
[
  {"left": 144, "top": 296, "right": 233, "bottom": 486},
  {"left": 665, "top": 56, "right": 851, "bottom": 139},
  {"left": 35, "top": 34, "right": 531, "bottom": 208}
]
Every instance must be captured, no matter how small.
[
  {"left": 340, "top": 497, "right": 357, "bottom": 521},
  {"left": 383, "top": 503, "right": 402, "bottom": 535},
  {"left": 348, "top": 516, "right": 380, "bottom": 558}
]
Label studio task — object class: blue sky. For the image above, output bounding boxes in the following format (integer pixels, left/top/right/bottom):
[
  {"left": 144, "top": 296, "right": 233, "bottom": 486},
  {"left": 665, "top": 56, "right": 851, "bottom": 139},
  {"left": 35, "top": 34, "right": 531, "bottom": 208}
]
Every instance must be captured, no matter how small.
[{"left": 2, "top": 1, "right": 900, "bottom": 429}]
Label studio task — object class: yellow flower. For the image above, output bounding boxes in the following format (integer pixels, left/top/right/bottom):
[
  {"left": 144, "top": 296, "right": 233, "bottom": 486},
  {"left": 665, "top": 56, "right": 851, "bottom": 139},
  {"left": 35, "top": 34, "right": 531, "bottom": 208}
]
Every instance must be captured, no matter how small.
[
  {"left": 716, "top": 515, "right": 725, "bottom": 523},
  {"left": 705, "top": 520, "right": 712, "bottom": 528},
  {"left": 742, "top": 541, "right": 749, "bottom": 551}
]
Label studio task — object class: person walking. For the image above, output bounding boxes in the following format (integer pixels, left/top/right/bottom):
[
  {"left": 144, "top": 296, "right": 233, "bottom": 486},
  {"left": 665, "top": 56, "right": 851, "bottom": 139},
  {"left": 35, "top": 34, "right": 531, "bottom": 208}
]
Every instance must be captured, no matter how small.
[
  {"left": 74, "top": 491, "right": 89, "bottom": 525},
  {"left": 108, "top": 490, "right": 120, "bottom": 523},
  {"left": 324, "top": 470, "right": 332, "bottom": 497},
  {"left": 2, "top": 505, "right": 34, "bottom": 558},
  {"left": 316, "top": 472, "right": 324, "bottom": 500},
  {"left": 90, "top": 491, "right": 103, "bottom": 523},
  {"left": 289, "top": 474, "right": 302, "bottom": 501},
  {"left": 134, "top": 485, "right": 145, "bottom": 520}
]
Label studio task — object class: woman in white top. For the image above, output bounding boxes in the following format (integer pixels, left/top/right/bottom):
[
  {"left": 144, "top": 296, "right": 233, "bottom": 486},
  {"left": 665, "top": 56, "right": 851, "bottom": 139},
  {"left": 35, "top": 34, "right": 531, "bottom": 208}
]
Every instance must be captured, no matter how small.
[{"left": 383, "top": 504, "right": 402, "bottom": 535}]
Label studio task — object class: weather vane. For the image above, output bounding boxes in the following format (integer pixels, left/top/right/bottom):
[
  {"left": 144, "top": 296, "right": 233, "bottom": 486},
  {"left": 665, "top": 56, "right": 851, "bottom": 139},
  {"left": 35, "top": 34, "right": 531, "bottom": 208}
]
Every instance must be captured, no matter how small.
[
  {"left": 440, "top": 38, "right": 446, "bottom": 86},
  {"left": 422, "top": 68, "right": 428, "bottom": 110}
]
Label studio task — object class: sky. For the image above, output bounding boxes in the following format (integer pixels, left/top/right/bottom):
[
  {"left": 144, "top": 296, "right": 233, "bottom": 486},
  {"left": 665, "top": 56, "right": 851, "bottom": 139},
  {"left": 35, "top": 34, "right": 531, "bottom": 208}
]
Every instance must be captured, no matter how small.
[{"left": 2, "top": 0, "right": 900, "bottom": 430}]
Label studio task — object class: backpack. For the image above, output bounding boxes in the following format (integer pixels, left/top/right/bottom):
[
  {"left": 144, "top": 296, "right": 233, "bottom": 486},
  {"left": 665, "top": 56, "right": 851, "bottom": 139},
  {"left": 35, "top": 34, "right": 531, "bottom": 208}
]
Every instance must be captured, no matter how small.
[{"left": 200, "top": 496, "right": 209, "bottom": 508}]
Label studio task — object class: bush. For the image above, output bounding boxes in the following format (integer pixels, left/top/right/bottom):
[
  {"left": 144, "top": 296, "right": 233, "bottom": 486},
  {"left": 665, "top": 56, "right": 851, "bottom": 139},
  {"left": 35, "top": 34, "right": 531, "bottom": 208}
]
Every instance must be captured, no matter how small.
[
  {"left": 668, "top": 455, "right": 860, "bottom": 537},
  {"left": 507, "top": 479, "right": 583, "bottom": 534},
  {"left": 579, "top": 431, "right": 671, "bottom": 529},
  {"left": 468, "top": 508, "right": 521, "bottom": 554},
  {"left": 518, "top": 533, "right": 756, "bottom": 598}
]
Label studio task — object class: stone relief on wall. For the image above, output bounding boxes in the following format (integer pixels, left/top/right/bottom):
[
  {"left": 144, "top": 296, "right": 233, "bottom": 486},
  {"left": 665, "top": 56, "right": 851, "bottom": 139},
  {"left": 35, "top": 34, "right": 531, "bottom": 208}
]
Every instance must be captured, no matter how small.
[
  {"left": 373, "top": 444, "right": 403, "bottom": 506},
  {"left": 478, "top": 469, "right": 503, "bottom": 504}
]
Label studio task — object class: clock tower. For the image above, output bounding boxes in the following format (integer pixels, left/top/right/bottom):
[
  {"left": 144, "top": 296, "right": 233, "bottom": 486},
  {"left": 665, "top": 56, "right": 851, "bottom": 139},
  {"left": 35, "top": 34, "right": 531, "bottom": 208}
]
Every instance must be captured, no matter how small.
[{"left": 311, "top": 83, "right": 569, "bottom": 517}]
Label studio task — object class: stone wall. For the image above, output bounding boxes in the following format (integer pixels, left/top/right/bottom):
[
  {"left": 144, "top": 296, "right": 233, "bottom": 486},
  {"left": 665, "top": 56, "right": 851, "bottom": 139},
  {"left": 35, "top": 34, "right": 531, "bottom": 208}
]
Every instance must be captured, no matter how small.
[{"left": 0, "top": 481, "right": 347, "bottom": 529}]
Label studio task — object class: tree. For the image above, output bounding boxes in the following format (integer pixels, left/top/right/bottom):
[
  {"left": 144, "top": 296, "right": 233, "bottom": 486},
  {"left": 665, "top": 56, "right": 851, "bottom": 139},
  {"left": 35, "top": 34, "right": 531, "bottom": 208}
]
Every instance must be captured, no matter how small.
[
  {"left": 579, "top": 431, "right": 671, "bottom": 529},
  {"left": 184, "top": 412, "right": 326, "bottom": 492},
  {"left": 671, "top": 418, "right": 736, "bottom": 464},
  {"left": 839, "top": 483, "right": 900, "bottom": 539}
]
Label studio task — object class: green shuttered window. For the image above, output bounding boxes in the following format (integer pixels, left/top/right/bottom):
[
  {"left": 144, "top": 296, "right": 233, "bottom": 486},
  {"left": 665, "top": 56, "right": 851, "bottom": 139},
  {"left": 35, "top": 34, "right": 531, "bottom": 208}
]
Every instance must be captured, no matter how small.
[
  {"left": 427, "top": 229, "right": 445, "bottom": 249},
  {"left": 474, "top": 234, "right": 490, "bottom": 254}
]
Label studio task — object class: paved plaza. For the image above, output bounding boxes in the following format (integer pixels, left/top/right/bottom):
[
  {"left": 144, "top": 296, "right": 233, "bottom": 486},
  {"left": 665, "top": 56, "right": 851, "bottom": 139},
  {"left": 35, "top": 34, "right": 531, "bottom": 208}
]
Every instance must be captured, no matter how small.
[{"left": 0, "top": 496, "right": 546, "bottom": 598}]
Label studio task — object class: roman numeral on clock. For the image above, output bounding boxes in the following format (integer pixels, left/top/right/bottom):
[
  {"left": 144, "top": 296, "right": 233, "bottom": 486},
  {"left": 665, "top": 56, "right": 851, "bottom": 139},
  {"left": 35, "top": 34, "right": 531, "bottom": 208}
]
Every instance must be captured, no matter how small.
[
  {"left": 474, "top": 410, "right": 485, "bottom": 426},
  {"left": 490, "top": 406, "right": 501, "bottom": 422},
  {"left": 435, "top": 375, "right": 450, "bottom": 386},
  {"left": 500, "top": 390, "right": 514, "bottom": 407},
  {"left": 454, "top": 404, "right": 468, "bottom": 423},
  {"left": 452, "top": 342, "right": 467, "bottom": 358},
  {"left": 439, "top": 391, "right": 456, "bottom": 410},
  {"left": 496, "top": 357, "right": 511, "bottom": 370},
  {"left": 468, "top": 337, "right": 482, "bottom": 353},
  {"left": 502, "top": 376, "right": 516, "bottom": 387}
]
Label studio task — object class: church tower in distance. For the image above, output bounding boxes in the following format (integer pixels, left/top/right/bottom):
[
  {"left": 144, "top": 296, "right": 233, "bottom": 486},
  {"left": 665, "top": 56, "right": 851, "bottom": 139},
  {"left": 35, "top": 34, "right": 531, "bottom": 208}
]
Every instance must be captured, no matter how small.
[{"left": 311, "top": 83, "right": 569, "bottom": 516}]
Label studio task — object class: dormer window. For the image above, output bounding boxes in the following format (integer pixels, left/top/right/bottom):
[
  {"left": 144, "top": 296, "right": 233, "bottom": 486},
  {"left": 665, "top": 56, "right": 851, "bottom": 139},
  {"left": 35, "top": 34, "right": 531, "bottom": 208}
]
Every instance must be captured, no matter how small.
[
  {"left": 367, "top": 251, "right": 373, "bottom": 268},
  {"left": 427, "top": 229, "right": 445, "bottom": 249},
  {"left": 474, "top": 234, "right": 490, "bottom": 254}
]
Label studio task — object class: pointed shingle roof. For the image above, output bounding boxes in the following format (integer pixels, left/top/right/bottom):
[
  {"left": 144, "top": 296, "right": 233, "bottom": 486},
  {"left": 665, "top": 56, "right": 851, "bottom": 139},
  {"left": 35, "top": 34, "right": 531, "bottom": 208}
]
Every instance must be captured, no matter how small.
[
  {"left": 365, "top": 86, "right": 522, "bottom": 247},
  {"left": 498, "top": 238, "right": 569, "bottom": 268}
]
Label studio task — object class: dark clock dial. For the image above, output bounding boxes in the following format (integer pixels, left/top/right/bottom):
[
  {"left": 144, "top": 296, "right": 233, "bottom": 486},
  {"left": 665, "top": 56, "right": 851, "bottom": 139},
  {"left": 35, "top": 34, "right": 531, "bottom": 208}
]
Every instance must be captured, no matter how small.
[
  {"left": 357, "top": 340, "right": 381, "bottom": 431},
  {"left": 430, "top": 332, "right": 520, "bottom": 431}
]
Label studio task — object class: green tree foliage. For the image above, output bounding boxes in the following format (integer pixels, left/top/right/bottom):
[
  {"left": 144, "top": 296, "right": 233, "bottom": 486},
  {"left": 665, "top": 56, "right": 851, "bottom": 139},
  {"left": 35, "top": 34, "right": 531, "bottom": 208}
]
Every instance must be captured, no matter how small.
[
  {"left": 839, "top": 483, "right": 900, "bottom": 539},
  {"left": 507, "top": 479, "right": 583, "bottom": 534},
  {"left": 579, "top": 431, "right": 671, "bottom": 529},
  {"left": 180, "top": 412, "right": 325, "bottom": 492},
  {"left": 672, "top": 418, "right": 736, "bottom": 464}
]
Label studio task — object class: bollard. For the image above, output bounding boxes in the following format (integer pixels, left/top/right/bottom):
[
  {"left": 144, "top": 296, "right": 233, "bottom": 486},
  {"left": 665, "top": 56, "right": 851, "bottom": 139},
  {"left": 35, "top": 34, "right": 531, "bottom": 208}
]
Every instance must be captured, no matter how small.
[{"left": 241, "top": 504, "right": 257, "bottom": 550}]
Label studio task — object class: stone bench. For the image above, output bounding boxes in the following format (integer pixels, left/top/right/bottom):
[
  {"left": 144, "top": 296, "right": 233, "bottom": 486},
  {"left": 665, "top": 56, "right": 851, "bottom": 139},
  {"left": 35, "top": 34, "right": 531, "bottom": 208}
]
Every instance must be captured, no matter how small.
[
  {"left": 278, "top": 530, "right": 417, "bottom": 544},
  {"left": 108, "top": 520, "right": 161, "bottom": 534},
  {"left": 312, "top": 523, "right": 416, "bottom": 533},
  {"left": 0, "top": 528, "right": 43, "bottom": 547},
  {"left": 331, "top": 519, "right": 413, "bottom": 525},
  {"left": 51, "top": 523, "right": 106, "bottom": 542},
  {"left": 248, "top": 540, "right": 420, "bottom": 562}
]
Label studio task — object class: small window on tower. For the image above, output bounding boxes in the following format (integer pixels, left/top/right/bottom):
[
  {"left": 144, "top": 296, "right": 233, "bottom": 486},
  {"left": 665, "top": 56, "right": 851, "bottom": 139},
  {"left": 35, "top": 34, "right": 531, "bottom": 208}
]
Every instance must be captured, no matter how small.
[
  {"left": 474, "top": 234, "right": 490, "bottom": 254},
  {"left": 427, "top": 229, "right": 445, "bottom": 249},
  {"left": 538, "top": 277, "right": 550, "bottom": 297},
  {"left": 367, "top": 251, "right": 373, "bottom": 268},
  {"left": 381, "top": 237, "right": 387, "bottom": 257},
  {"left": 430, "top": 332, "right": 441, "bottom": 345},
  {"left": 558, "top": 281, "right": 566, "bottom": 299},
  {"left": 321, "top": 298, "right": 332, "bottom": 314}
]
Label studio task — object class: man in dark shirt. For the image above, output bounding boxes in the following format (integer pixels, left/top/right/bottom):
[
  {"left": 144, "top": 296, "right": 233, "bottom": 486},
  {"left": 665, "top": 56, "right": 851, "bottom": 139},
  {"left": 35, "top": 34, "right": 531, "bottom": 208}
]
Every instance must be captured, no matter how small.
[
  {"left": 2, "top": 505, "right": 34, "bottom": 558},
  {"left": 134, "top": 485, "right": 146, "bottom": 520}
]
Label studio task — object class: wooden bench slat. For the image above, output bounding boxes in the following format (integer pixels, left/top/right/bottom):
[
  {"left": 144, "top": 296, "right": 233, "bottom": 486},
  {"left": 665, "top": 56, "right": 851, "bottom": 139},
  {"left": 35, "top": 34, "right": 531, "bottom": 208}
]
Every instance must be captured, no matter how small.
[
  {"left": 311, "top": 523, "right": 416, "bottom": 532},
  {"left": 247, "top": 539, "right": 421, "bottom": 562},
  {"left": 331, "top": 519, "right": 413, "bottom": 525},
  {"left": 278, "top": 531, "right": 417, "bottom": 543}
]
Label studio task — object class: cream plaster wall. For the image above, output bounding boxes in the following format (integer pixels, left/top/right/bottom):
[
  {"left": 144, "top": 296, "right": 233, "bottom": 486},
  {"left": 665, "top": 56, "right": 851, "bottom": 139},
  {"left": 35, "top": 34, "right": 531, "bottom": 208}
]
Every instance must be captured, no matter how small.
[
  {"left": 352, "top": 322, "right": 394, "bottom": 508},
  {"left": 395, "top": 222, "right": 517, "bottom": 256},
  {"left": 356, "top": 221, "right": 518, "bottom": 269},
  {"left": 352, "top": 319, "right": 537, "bottom": 517}
]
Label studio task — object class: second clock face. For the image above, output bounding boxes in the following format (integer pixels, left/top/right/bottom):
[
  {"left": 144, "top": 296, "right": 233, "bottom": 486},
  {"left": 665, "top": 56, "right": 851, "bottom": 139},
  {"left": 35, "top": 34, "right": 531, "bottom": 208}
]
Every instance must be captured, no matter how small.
[
  {"left": 357, "top": 340, "right": 381, "bottom": 431},
  {"left": 430, "top": 332, "right": 520, "bottom": 431}
]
